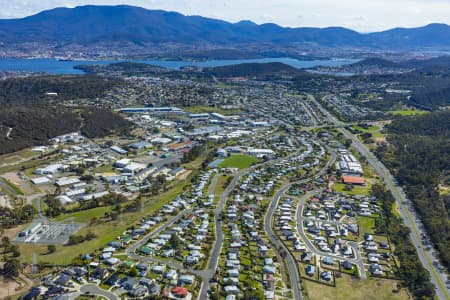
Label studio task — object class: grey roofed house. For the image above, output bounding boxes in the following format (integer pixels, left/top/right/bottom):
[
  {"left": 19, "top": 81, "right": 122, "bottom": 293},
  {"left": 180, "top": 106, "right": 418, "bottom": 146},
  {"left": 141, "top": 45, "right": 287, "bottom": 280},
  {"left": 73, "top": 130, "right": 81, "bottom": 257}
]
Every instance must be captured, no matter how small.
[
  {"left": 54, "top": 274, "right": 71, "bottom": 286},
  {"left": 322, "top": 257, "right": 334, "bottom": 265},
  {"left": 129, "top": 286, "right": 147, "bottom": 297},
  {"left": 109, "top": 241, "right": 123, "bottom": 249},
  {"left": 301, "top": 252, "right": 313, "bottom": 262},
  {"left": 129, "top": 141, "right": 151, "bottom": 150},
  {"left": 73, "top": 267, "right": 88, "bottom": 277},
  {"left": 105, "top": 273, "right": 119, "bottom": 286},
  {"left": 149, "top": 282, "right": 161, "bottom": 295},
  {"left": 136, "top": 262, "right": 149, "bottom": 271},
  {"left": 120, "top": 276, "right": 138, "bottom": 291},
  {"left": 23, "top": 287, "right": 40, "bottom": 300},
  {"left": 139, "top": 277, "right": 152, "bottom": 287},
  {"left": 306, "top": 265, "right": 316, "bottom": 276},
  {"left": 321, "top": 271, "right": 332, "bottom": 281},
  {"left": 179, "top": 274, "right": 195, "bottom": 284},
  {"left": 263, "top": 265, "right": 276, "bottom": 274},
  {"left": 342, "top": 261, "right": 353, "bottom": 270}
]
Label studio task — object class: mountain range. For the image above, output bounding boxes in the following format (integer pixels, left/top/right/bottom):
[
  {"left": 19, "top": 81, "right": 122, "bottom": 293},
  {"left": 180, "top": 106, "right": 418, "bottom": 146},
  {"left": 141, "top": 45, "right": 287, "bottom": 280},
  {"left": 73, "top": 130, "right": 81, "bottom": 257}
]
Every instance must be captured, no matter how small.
[{"left": 0, "top": 5, "right": 449, "bottom": 53}]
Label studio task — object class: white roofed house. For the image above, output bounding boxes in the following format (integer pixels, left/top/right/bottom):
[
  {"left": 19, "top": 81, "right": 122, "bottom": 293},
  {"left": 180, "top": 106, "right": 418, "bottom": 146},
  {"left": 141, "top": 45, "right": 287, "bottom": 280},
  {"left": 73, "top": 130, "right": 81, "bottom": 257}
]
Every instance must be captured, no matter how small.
[{"left": 123, "top": 162, "right": 146, "bottom": 175}]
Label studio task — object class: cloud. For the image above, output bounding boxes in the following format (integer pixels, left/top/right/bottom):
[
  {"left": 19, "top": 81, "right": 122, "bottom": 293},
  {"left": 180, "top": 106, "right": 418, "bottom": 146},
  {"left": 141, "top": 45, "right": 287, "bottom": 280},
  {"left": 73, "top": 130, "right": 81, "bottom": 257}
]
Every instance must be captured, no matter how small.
[{"left": 0, "top": 0, "right": 448, "bottom": 32}]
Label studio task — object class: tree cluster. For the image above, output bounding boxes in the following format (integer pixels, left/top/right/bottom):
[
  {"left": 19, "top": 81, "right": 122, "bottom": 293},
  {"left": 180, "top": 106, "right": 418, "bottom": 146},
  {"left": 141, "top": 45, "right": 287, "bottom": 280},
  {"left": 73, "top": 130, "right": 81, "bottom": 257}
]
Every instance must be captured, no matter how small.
[
  {"left": 0, "top": 205, "right": 36, "bottom": 228},
  {"left": 376, "top": 111, "right": 450, "bottom": 273},
  {"left": 372, "top": 184, "right": 435, "bottom": 299}
]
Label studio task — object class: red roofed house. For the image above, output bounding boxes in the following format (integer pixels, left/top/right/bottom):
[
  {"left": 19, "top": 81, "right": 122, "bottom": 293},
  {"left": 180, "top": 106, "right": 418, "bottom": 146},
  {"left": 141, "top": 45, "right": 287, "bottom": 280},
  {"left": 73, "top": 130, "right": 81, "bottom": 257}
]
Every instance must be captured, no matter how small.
[
  {"left": 172, "top": 286, "right": 188, "bottom": 298},
  {"left": 342, "top": 176, "right": 365, "bottom": 185}
]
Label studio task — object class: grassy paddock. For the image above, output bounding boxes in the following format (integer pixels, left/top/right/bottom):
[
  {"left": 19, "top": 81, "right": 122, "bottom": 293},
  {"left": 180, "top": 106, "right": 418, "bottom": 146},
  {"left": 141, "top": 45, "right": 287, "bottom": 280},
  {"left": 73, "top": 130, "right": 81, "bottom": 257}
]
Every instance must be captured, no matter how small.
[
  {"left": 389, "top": 110, "right": 428, "bottom": 116},
  {"left": 184, "top": 106, "right": 242, "bottom": 115},
  {"left": 218, "top": 155, "right": 258, "bottom": 169},
  {"left": 301, "top": 274, "right": 410, "bottom": 300}
]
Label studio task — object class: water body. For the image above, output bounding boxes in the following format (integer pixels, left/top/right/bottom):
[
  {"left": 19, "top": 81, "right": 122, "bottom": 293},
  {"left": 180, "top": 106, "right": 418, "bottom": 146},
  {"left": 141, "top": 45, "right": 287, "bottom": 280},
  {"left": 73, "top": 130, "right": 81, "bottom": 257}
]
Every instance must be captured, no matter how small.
[{"left": 0, "top": 57, "right": 359, "bottom": 74}]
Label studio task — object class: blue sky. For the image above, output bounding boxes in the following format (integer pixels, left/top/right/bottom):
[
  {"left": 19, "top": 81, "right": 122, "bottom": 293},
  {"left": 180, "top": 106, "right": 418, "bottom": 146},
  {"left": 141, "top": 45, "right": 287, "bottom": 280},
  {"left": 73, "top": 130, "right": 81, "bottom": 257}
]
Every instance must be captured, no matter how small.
[{"left": 0, "top": 0, "right": 449, "bottom": 32}]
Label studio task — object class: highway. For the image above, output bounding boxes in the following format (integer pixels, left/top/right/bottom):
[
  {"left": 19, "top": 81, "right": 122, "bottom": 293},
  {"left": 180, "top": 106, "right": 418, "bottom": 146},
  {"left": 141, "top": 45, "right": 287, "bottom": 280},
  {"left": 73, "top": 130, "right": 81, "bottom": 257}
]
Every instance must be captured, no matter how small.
[{"left": 309, "top": 95, "right": 450, "bottom": 300}]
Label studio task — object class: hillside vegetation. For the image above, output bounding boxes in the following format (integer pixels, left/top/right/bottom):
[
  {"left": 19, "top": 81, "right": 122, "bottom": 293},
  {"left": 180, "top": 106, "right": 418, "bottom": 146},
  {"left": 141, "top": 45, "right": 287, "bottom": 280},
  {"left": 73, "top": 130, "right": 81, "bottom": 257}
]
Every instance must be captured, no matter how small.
[
  {"left": 0, "top": 107, "right": 132, "bottom": 155},
  {"left": 376, "top": 111, "right": 450, "bottom": 272},
  {"left": 0, "top": 75, "right": 122, "bottom": 107}
]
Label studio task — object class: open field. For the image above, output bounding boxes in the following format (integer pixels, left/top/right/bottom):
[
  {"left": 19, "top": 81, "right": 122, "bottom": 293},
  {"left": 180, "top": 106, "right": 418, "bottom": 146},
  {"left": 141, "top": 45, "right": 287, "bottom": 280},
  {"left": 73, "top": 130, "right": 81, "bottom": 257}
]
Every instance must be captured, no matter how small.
[
  {"left": 0, "top": 177, "right": 24, "bottom": 196},
  {"left": 332, "top": 182, "right": 371, "bottom": 196},
  {"left": 358, "top": 216, "right": 376, "bottom": 237},
  {"left": 93, "top": 164, "right": 116, "bottom": 174},
  {"left": 214, "top": 174, "right": 232, "bottom": 195},
  {"left": 353, "top": 124, "right": 380, "bottom": 133},
  {"left": 184, "top": 105, "right": 242, "bottom": 115},
  {"left": 218, "top": 155, "right": 258, "bottom": 169},
  {"left": 53, "top": 206, "right": 111, "bottom": 223},
  {"left": 302, "top": 274, "right": 411, "bottom": 300},
  {"left": 388, "top": 110, "right": 428, "bottom": 116},
  {"left": 352, "top": 124, "right": 385, "bottom": 142}
]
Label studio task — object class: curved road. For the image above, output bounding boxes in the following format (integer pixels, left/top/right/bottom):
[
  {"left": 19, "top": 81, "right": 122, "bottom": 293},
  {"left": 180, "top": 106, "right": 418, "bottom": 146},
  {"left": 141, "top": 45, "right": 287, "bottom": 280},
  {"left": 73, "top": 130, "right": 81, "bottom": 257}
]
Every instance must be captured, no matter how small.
[
  {"left": 265, "top": 184, "right": 304, "bottom": 300},
  {"left": 295, "top": 191, "right": 366, "bottom": 279},
  {"left": 68, "top": 283, "right": 119, "bottom": 300},
  {"left": 264, "top": 151, "right": 336, "bottom": 300}
]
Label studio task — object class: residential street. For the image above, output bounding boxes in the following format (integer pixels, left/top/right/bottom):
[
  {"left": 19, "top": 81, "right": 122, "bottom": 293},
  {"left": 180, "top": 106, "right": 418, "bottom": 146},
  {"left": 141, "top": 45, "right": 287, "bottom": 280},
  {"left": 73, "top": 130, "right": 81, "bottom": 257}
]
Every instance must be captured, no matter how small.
[{"left": 309, "top": 95, "right": 450, "bottom": 300}]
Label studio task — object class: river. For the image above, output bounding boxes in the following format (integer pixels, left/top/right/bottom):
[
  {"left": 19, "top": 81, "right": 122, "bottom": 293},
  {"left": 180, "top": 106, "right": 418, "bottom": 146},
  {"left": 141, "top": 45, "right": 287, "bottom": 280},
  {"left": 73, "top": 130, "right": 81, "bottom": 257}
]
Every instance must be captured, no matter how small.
[{"left": 0, "top": 57, "right": 359, "bottom": 74}]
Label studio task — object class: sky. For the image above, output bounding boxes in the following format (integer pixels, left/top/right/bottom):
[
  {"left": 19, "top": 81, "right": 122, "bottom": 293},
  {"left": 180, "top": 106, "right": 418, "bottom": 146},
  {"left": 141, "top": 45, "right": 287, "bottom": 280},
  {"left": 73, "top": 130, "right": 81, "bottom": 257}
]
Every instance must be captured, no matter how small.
[{"left": 0, "top": 0, "right": 449, "bottom": 32}]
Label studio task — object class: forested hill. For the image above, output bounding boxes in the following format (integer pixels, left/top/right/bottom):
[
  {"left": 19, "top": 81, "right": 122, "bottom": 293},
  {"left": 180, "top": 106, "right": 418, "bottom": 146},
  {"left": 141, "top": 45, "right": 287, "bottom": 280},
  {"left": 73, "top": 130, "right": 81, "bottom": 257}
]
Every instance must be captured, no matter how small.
[
  {"left": 0, "top": 75, "right": 131, "bottom": 155},
  {"left": 204, "top": 62, "right": 303, "bottom": 78},
  {"left": 387, "top": 110, "right": 450, "bottom": 136},
  {"left": 0, "top": 75, "right": 122, "bottom": 107},
  {"left": 376, "top": 110, "right": 450, "bottom": 272},
  {"left": 0, "top": 107, "right": 133, "bottom": 155}
]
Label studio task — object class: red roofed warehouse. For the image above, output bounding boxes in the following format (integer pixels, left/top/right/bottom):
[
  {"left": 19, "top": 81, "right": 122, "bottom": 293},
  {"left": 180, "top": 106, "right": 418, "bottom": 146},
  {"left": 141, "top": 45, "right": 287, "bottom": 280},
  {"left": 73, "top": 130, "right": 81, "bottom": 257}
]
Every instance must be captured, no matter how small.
[{"left": 342, "top": 176, "right": 365, "bottom": 185}]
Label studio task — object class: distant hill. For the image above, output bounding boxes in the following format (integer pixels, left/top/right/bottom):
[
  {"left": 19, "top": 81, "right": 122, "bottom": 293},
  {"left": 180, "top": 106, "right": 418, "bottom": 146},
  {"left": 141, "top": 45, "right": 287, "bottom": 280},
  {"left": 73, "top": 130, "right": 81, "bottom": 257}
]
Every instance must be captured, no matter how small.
[
  {"left": 0, "top": 5, "right": 449, "bottom": 53},
  {"left": 205, "top": 62, "right": 303, "bottom": 78},
  {"left": 351, "top": 58, "right": 401, "bottom": 68}
]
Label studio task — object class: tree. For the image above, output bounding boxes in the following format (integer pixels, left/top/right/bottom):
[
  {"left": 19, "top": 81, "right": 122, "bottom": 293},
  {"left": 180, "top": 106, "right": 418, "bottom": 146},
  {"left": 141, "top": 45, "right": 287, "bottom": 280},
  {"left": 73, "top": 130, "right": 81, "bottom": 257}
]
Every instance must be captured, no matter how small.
[
  {"left": 129, "top": 266, "right": 138, "bottom": 277},
  {"left": 85, "top": 231, "right": 97, "bottom": 241},
  {"left": 47, "top": 245, "right": 56, "bottom": 254},
  {"left": 344, "top": 138, "right": 352, "bottom": 147},
  {"left": 2, "top": 236, "right": 11, "bottom": 252},
  {"left": 11, "top": 245, "right": 20, "bottom": 257},
  {"left": 3, "top": 259, "right": 20, "bottom": 278},
  {"left": 169, "top": 234, "right": 182, "bottom": 250}
]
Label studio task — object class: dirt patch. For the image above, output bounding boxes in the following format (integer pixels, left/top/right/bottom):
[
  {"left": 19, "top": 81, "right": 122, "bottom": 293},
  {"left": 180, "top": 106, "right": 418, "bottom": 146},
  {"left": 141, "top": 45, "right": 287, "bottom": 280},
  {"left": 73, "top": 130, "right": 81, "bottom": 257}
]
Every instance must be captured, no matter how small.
[
  {"left": 2, "top": 172, "right": 22, "bottom": 186},
  {"left": 0, "top": 276, "right": 23, "bottom": 299},
  {"left": 2, "top": 224, "right": 26, "bottom": 240}
]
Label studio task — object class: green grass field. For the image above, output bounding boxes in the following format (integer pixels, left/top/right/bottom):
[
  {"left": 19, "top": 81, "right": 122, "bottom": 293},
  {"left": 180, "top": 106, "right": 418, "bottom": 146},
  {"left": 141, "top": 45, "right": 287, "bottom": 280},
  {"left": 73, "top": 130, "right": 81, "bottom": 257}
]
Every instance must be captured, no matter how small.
[
  {"left": 333, "top": 183, "right": 371, "bottom": 196},
  {"left": 389, "top": 110, "right": 428, "bottom": 116},
  {"left": 93, "top": 165, "right": 117, "bottom": 174},
  {"left": 184, "top": 106, "right": 242, "bottom": 115},
  {"left": 214, "top": 175, "right": 232, "bottom": 195},
  {"left": 218, "top": 155, "right": 258, "bottom": 169},
  {"left": 353, "top": 125, "right": 380, "bottom": 133},
  {"left": 53, "top": 206, "right": 112, "bottom": 223},
  {"left": 302, "top": 275, "right": 411, "bottom": 300},
  {"left": 0, "top": 177, "right": 24, "bottom": 195},
  {"left": 358, "top": 216, "right": 376, "bottom": 238}
]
